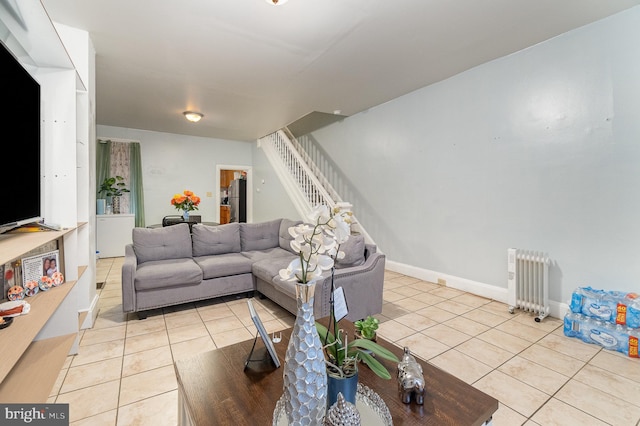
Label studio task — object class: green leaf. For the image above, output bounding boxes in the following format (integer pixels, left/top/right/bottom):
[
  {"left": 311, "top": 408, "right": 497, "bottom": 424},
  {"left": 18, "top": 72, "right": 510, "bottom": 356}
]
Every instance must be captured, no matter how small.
[
  {"left": 349, "top": 339, "right": 399, "bottom": 362},
  {"left": 358, "top": 350, "right": 392, "bottom": 380}
]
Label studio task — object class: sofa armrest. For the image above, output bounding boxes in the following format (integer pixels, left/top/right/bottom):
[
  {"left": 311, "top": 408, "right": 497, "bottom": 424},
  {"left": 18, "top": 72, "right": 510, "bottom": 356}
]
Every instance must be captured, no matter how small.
[
  {"left": 315, "top": 250, "right": 386, "bottom": 322},
  {"left": 122, "top": 244, "right": 138, "bottom": 313}
]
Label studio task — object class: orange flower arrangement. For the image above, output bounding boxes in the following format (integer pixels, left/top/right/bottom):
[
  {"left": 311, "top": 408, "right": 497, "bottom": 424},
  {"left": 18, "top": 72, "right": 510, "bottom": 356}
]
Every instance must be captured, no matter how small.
[{"left": 171, "top": 190, "right": 201, "bottom": 212}]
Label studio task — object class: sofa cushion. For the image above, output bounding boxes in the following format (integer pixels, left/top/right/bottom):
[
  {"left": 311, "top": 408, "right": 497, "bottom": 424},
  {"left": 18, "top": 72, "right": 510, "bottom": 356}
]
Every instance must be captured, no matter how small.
[
  {"left": 252, "top": 256, "right": 298, "bottom": 283},
  {"left": 270, "top": 275, "right": 298, "bottom": 299},
  {"left": 242, "top": 247, "right": 294, "bottom": 262},
  {"left": 335, "top": 234, "right": 366, "bottom": 269},
  {"left": 133, "top": 223, "right": 193, "bottom": 264},
  {"left": 194, "top": 253, "right": 254, "bottom": 279},
  {"left": 239, "top": 219, "right": 282, "bottom": 251},
  {"left": 134, "top": 258, "right": 203, "bottom": 290},
  {"left": 279, "top": 218, "right": 303, "bottom": 254},
  {"left": 191, "top": 223, "right": 241, "bottom": 257}
]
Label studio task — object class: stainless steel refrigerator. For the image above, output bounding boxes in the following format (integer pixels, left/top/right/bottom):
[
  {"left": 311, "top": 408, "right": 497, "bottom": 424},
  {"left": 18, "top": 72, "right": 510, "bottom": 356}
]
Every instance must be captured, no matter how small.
[{"left": 228, "top": 179, "right": 246, "bottom": 223}]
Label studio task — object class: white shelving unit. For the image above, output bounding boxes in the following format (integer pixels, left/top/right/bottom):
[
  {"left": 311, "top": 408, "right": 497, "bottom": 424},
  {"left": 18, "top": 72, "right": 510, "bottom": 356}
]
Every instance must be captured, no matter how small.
[{"left": 0, "top": 0, "right": 96, "bottom": 401}]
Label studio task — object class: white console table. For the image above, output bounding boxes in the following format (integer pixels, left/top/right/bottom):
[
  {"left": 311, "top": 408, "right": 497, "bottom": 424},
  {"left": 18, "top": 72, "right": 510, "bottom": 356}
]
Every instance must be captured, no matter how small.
[{"left": 97, "top": 214, "right": 135, "bottom": 258}]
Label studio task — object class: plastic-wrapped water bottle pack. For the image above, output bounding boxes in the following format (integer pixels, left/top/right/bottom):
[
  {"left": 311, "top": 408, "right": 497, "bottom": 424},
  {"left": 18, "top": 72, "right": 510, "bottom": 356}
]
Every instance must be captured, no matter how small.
[
  {"left": 564, "top": 312, "right": 638, "bottom": 357},
  {"left": 569, "top": 286, "right": 639, "bottom": 327},
  {"left": 566, "top": 286, "right": 639, "bottom": 358}
]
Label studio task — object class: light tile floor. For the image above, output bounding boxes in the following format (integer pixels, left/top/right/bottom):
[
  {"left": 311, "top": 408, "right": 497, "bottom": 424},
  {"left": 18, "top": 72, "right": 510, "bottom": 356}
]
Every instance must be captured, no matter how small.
[{"left": 50, "top": 257, "right": 640, "bottom": 425}]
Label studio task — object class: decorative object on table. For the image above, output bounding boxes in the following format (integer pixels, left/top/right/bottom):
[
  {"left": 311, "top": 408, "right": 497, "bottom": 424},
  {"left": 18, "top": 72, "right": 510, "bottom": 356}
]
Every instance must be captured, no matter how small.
[
  {"left": 7, "top": 285, "right": 24, "bottom": 301},
  {"left": 24, "top": 280, "right": 39, "bottom": 297},
  {"left": 397, "top": 347, "right": 425, "bottom": 405},
  {"left": 245, "top": 299, "right": 280, "bottom": 370},
  {"left": 278, "top": 205, "right": 353, "bottom": 425},
  {"left": 171, "top": 189, "right": 201, "bottom": 221},
  {"left": 282, "top": 279, "right": 327, "bottom": 425},
  {"left": 316, "top": 320, "right": 399, "bottom": 407},
  {"left": 38, "top": 276, "right": 53, "bottom": 291},
  {"left": 354, "top": 316, "right": 379, "bottom": 342},
  {"left": 99, "top": 176, "right": 130, "bottom": 214},
  {"left": 0, "top": 300, "right": 31, "bottom": 317},
  {"left": 51, "top": 271, "right": 64, "bottom": 286},
  {"left": 273, "top": 383, "right": 392, "bottom": 426},
  {"left": 327, "top": 367, "right": 359, "bottom": 410},
  {"left": 96, "top": 198, "right": 106, "bottom": 215},
  {"left": 324, "top": 392, "right": 361, "bottom": 426}
]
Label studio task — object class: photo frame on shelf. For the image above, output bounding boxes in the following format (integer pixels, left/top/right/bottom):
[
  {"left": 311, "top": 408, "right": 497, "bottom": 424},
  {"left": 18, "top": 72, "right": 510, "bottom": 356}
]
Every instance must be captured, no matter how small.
[
  {"left": 245, "top": 299, "right": 280, "bottom": 369},
  {"left": 21, "top": 250, "right": 61, "bottom": 285}
]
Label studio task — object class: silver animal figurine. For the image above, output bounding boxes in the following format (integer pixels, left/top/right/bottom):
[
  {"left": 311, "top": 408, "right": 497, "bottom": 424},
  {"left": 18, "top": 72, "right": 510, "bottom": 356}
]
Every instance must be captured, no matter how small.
[{"left": 397, "top": 347, "right": 425, "bottom": 405}]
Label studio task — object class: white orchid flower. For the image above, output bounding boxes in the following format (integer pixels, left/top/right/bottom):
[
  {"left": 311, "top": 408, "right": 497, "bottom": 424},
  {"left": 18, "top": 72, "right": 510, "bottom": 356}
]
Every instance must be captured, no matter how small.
[
  {"left": 316, "top": 254, "right": 335, "bottom": 271},
  {"left": 279, "top": 204, "right": 353, "bottom": 284},
  {"left": 279, "top": 257, "right": 302, "bottom": 280},
  {"left": 308, "top": 204, "right": 330, "bottom": 224}
]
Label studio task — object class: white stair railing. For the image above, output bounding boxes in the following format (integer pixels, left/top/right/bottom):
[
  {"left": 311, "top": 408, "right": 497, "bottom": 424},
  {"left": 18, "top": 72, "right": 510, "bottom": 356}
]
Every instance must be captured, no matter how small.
[{"left": 259, "top": 130, "right": 376, "bottom": 246}]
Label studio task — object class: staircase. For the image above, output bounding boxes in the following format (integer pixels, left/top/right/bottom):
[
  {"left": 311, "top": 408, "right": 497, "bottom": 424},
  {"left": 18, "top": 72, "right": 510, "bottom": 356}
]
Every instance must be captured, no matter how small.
[{"left": 258, "top": 128, "right": 376, "bottom": 246}]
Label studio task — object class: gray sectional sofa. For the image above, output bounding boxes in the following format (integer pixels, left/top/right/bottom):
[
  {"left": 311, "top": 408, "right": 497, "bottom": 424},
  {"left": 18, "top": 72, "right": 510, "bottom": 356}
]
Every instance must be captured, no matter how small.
[{"left": 121, "top": 218, "right": 385, "bottom": 321}]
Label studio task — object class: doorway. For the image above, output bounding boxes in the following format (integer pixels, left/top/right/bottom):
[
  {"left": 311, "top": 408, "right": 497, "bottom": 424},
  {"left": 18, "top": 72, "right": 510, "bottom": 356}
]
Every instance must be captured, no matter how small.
[{"left": 217, "top": 165, "right": 252, "bottom": 224}]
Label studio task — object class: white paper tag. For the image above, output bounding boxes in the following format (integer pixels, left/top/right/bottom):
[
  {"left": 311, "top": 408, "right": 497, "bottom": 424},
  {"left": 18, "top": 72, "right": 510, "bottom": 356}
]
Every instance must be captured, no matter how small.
[{"left": 332, "top": 286, "right": 348, "bottom": 321}]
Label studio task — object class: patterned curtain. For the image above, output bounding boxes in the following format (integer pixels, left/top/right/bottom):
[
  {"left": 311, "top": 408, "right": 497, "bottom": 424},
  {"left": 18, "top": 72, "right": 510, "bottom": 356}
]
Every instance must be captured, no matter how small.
[
  {"left": 110, "top": 141, "right": 131, "bottom": 214},
  {"left": 96, "top": 139, "right": 145, "bottom": 227}
]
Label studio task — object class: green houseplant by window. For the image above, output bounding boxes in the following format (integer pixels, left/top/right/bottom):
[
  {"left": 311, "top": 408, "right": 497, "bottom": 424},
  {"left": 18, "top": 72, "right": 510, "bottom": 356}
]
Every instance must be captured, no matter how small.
[
  {"left": 98, "top": 176, "right": 130, "bottom": 214},
  {"left": 99, "top": 176, "right": 130, "bottom": 197}
]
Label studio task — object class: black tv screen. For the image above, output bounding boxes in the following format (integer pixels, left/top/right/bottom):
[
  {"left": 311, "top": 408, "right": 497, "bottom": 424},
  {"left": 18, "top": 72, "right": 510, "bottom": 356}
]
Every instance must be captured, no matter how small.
[{"left": 0, "top": 41, "right": 41, "bottom": 232}]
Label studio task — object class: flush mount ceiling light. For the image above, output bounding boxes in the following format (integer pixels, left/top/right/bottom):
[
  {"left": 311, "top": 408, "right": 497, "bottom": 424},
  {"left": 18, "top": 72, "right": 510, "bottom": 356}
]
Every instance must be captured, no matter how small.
[
  {"left": 265, "top": 0, "right": 289, "bottom": 5},
  {"left": 183, "top": 111, "right": 203, "bottom": 123}
]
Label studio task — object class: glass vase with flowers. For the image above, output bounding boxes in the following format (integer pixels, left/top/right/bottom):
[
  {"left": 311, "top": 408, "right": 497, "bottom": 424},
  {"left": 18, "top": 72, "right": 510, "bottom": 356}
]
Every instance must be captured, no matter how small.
[{"left": 170, "top": 190, "right": 201, "bottom": 221}]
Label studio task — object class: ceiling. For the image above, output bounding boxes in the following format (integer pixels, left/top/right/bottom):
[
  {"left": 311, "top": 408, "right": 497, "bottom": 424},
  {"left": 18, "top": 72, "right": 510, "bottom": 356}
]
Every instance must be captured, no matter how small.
[{"left": 41, "top": 0, "right": 639, "bottom": 142}]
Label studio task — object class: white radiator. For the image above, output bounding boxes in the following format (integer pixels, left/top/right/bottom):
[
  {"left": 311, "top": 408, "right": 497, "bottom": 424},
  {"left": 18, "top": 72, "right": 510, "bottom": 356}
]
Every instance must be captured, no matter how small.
[{"left": 507, "top": 248, "right": 549, "bottom": 322}]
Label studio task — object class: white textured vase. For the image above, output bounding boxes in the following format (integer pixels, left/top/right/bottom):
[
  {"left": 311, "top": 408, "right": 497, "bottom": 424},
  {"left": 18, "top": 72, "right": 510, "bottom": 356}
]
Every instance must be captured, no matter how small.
[{"left": 283, "top": 280, "right": 327, "bottom": 425}]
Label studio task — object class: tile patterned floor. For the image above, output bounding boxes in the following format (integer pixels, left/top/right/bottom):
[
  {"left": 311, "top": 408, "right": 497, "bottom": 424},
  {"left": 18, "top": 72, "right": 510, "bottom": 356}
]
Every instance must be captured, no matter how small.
[{"left": 49, "top": 257, "right": 640, "bottom": 425}]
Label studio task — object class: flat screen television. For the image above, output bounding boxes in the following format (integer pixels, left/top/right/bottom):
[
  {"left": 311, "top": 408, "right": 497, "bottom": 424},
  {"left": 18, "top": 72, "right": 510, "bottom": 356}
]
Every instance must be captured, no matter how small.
[{"left": 0, "top": 40, "right": 41, "bottom": 233}]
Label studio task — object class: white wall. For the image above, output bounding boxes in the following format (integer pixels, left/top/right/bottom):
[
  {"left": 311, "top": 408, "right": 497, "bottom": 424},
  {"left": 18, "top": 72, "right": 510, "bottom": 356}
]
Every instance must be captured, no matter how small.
[
  {"left": 306, "top": 7, "right": 640, "bottom": 307},
  {"left": 97, "top": 125, "right": 253, "bottom": 226},
  {"left": 252, "top": 142, "right": 300, "bottom": 223}
]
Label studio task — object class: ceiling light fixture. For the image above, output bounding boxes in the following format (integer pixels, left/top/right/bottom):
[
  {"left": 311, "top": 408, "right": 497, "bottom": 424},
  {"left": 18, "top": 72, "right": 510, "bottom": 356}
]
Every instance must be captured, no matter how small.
[
  {"left": 265, "top": 0, "right": 289, "bottom": 5},
  {"left": 183, "top": 111, "right": 203, "bottom": 123}
]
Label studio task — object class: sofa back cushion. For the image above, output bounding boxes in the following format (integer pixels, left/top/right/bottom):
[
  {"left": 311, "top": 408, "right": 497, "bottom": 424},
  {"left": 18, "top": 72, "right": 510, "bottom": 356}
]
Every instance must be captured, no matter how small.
[
  {"left": 132, "top": 223, "right": 192, "bottom": 264},
  {"left": 240, "top": 219, "right": 282, "bottom": 251},
  {"left": 335, "top": 234, "right": 366, "bottom": 269},
  {"left": 192, "top": 223, "right": 241, "bottom": 256},
  {"left": 279, "top": 218, "right": 303, "bottom": 255}
]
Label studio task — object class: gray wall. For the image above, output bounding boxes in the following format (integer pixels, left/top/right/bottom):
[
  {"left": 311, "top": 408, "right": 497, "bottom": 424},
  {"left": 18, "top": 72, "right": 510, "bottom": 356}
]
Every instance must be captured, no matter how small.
[{"left": 304, "top": 7, "right": 640, "bottom": 304}]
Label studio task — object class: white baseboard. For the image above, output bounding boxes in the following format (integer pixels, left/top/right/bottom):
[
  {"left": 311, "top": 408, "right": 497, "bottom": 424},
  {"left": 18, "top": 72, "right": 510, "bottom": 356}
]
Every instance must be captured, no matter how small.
[
  {"left": 385, "top": 260, "right": 568, "bottom": 319},
  {"left": 79, "top": 294, "right": 100, "bottom": 329}
]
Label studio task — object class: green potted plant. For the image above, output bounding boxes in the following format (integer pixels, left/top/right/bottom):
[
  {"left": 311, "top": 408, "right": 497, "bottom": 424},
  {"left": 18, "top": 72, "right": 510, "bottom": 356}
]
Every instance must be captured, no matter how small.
[
  {"left": 354, "top": 315, "right": 379, "bottom": 341},
  {"left": 98, "top": 176, "right": 130, "bottom": 214},
  {"left": 316, "top": 317, "right": 399, "bottom": 407}
]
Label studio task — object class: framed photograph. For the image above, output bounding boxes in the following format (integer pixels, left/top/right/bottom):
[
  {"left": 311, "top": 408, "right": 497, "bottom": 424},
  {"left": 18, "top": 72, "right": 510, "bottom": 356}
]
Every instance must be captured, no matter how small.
[
  {"left": 22, "top": 250, "right": 61, "bottom": 286},
  {"left": 246, "top": 299, "right": 280, "bottom": 368}
]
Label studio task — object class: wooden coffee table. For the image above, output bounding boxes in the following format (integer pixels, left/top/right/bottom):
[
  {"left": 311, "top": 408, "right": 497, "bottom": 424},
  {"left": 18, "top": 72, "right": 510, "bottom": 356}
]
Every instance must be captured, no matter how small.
[{"left": 174, "top": 321, "right": 498, "bottom": 425}]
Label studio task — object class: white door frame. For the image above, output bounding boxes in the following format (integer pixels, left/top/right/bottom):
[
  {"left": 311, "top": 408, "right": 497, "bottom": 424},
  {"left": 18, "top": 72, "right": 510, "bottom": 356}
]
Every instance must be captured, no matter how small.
[{"left": 216, "top": 164, "right": 253, "bottom": 223}]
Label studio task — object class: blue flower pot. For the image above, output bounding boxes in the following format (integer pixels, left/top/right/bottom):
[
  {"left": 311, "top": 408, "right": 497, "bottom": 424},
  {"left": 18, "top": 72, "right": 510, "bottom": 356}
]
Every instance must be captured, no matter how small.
[{"left": 327, "top": 370, "right": 358, "bottom": 408}]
